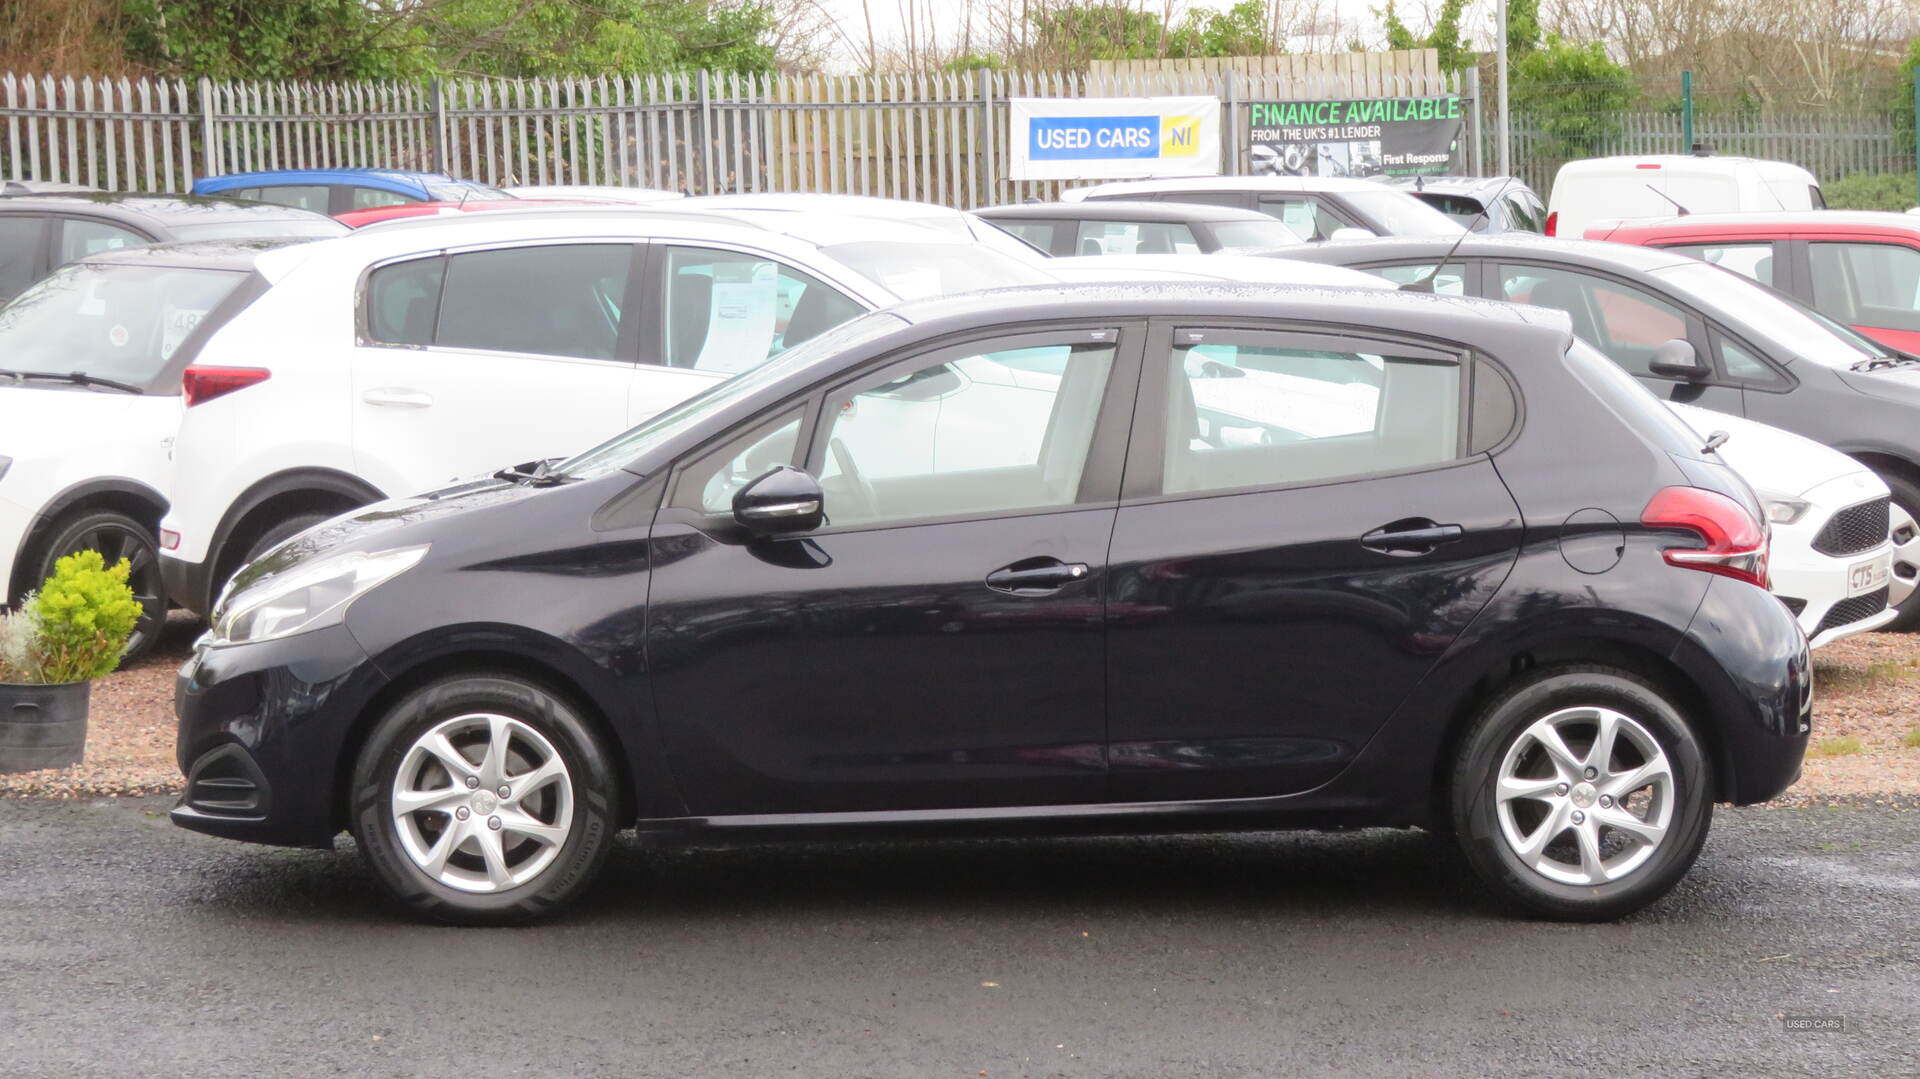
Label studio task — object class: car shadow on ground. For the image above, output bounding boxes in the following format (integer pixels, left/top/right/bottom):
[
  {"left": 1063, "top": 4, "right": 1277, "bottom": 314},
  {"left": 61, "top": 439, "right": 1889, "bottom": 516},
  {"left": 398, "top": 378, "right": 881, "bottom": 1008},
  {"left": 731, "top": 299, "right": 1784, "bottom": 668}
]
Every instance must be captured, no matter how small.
[{"left": 177, "top": 825, "right": 1514, "bottom": 927}]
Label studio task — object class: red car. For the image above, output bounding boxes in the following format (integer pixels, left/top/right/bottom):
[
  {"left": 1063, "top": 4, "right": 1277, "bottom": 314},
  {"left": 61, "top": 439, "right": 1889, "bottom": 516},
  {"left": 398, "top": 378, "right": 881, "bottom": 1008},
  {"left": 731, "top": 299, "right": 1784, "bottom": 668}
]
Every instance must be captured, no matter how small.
[
  {"left": 1588, "top": 212, "right": 1920, "bottom": 354},
  {"left": 333, "top": 197, "right": 610, "bottom": 228}
]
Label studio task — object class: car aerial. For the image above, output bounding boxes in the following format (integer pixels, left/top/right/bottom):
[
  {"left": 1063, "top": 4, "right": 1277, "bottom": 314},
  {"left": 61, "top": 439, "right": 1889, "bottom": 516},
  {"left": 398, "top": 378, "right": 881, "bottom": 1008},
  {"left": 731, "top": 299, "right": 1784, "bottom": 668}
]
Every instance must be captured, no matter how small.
[
  {"left": 190, "top": 168, "right": 509, "bottom": 216},
  {"left": 171, "top": 281, "right": 1810, "bottom": 925},
  {"left": 0, "top": 193, "right": 347, "bottom": 304},
  {"left": 1060, "top": 176, "right": 1464, "bottom": 241},
  {"left": 1666, "top": 402, "right": 1894, "bottom": 645},
  {"left": 1274, "top": 232, "right": 1920, "bottom": 628},
  {"left": 1545, "top": 153, "right": 1822, "bottom": 239},
  {"left": 504, "top": 184, "right": 685, "bottom": 203},
  {"left": 0, "top": 239, "right": 324, "bottom": 659},
  {"left": 1376, "top": 175, "right": 1546, "bottom": 234},
  {"left": 154, "top": 207, "right": 1059, "bottom": 618},
  {"left": 972, "top": 200, "right": 1304, "bottom": 255},
  {"left": 1586, "top": 212, "right": 1920, "bottom": 354}
]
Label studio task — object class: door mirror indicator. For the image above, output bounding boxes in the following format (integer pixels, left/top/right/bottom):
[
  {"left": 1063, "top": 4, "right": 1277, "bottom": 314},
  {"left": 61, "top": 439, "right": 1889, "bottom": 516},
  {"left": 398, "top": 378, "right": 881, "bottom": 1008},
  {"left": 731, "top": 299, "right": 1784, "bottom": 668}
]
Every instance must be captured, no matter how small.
[
  {"left": 1646, "top": 338, "right": 1708, "bottom": 380},
  {"left": 733, "top": 465, "right": 825, "bottom": 535}
]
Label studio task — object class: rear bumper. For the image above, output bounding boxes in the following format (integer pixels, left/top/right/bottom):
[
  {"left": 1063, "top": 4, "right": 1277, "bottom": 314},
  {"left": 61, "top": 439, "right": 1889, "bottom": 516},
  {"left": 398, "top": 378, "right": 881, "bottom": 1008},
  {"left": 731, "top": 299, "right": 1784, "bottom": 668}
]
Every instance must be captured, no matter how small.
[
  {"left": 1675, "top": 578, "right": 1812, "bottom": 805},
  {"left": 171, "top": 622, "right": 386, "bottom": 847},
  {"left": 159, "top": 553, "right": 218, "bottom": 619}
]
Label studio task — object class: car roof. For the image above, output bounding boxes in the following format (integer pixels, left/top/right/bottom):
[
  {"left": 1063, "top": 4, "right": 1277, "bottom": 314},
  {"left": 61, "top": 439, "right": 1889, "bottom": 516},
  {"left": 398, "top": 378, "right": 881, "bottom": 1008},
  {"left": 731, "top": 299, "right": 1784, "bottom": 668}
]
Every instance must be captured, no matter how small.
[
  {"left": 887, "top": 280, "right": 1569, "bottom": 341},
  {"left": 975, "top": 200, "right": 1279, "bottom": 224},
  {"left": 1068, "top": 176, "right": 1394, "bottom": 198},
  {"left": 74, "top": 236, "right": 322, "bottom": 271},
  {"left": 0, "top": 193, "right": 335, "bottom": 226},
  {"left": 193, "top": 168, "right": 499, "bottom": 197},
  {"left": 1377, "top": 175, "right": 1535, "bottom": 199},
  {"left": 1603, "top": 211, "right": 1920, "bottom": 236},
  {"left": 0, "top": 179, "right": 99, "bottom": 195},
  {"left": 1274, "top": 232, "right": 1699, "bottom": 272},
  {"left": 1555, "top": 155, "right": 1816, "bottom": 178},
  {"left": 504, "top": 184, "right": 684, "bottom": 202}
]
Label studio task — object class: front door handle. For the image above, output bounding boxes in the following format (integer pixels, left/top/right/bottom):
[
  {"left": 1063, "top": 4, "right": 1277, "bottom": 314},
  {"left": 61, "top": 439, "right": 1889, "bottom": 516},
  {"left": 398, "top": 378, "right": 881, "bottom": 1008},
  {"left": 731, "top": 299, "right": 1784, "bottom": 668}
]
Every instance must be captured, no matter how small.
[
  {"left": 362, "top": 387, "right": 434, "bottom": 408},
  {"left": 1361, "top": 519, "right": 1464, "bottom": 556},
  {"left": 986, "top": 557, "right": 1090, "bottom": 596}
]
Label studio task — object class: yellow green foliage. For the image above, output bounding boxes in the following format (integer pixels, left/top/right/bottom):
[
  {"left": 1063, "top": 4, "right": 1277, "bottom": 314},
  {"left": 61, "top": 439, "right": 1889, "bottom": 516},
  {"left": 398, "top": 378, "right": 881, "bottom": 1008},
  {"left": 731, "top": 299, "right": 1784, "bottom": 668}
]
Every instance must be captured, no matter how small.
[{"left": 24, "top": 551, "right": 141, "bottom": 683}]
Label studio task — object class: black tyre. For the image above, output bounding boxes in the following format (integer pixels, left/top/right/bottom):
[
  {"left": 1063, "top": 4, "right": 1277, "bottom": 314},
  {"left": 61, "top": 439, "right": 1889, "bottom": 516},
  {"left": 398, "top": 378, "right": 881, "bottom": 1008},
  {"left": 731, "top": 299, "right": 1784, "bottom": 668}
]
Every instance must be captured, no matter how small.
[
  {"left": 1449, "top": 665, "right": 1712, "bottom": 921},
  {"left": 241, "top": 511, "right": 332, "bottom": 567},
  {"left": 1877, "top": 470, "right": 1920, "bottom": 631},
  {"left": 27, "top": 510, "right": 167, "bottom": 663},
  {"left": 350, "top": 674, "right": 619, "bottom": 925}
]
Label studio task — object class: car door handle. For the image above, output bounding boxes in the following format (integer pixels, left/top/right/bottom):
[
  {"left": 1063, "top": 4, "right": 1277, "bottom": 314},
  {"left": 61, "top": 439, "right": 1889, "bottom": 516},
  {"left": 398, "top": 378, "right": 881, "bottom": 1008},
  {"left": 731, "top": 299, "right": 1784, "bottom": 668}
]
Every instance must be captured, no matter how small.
[
  {"left": 362, "top": 388, "right": 434, "bottom": 408},
  {"left": 1360, "top": 519, "right": 1464, "bottom": 555},
  {"left": 986, "top": 558, "right": 1090, "bottom": 596}
]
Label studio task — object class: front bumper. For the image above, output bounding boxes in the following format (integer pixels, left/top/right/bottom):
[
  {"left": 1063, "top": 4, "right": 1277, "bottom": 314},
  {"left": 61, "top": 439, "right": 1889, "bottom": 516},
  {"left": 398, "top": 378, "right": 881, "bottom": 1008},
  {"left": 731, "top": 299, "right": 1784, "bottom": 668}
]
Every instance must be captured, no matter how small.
[
  {"left": 1770, "top": 484, "right": 1895, "bottom": 647},
  {"left": 171, "top": 622, "right": 387, "bottom": 847}
]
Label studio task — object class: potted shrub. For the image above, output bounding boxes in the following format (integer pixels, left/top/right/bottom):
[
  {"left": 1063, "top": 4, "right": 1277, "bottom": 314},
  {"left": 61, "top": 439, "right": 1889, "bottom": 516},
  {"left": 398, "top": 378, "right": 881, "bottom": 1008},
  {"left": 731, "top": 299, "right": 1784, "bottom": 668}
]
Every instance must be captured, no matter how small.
[{"left": 0, "top": 551, "right": 142, "bottom": 774}]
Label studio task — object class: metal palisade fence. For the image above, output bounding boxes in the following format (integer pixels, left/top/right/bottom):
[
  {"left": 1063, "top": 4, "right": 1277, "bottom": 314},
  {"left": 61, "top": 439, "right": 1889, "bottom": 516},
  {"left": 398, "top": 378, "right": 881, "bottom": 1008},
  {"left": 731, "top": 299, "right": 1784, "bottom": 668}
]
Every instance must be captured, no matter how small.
[{"left": 2, "top": 58, "right": 1466, "bottom": 209}]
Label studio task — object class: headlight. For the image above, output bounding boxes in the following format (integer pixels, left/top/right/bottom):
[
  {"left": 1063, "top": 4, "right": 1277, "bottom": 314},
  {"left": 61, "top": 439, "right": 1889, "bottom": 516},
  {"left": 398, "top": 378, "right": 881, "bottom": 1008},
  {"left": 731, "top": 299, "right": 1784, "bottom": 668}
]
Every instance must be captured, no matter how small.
[
  {"left": 210, "top": 545, "right": 428, "bottom": 646},
  {"left": 1759, "top": 494, "right": 1812, "bottom": 525}
]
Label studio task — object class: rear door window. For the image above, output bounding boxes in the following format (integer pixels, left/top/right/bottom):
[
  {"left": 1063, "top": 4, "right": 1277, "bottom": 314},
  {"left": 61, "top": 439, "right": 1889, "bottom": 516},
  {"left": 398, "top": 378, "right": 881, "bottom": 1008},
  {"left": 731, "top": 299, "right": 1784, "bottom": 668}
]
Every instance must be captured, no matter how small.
[
  {"left": 1662, "top": 242, "right": 1777, "bottom": 287},
  {"left": 1072, "top": 219, "right": 1200, "bottom": 255},
  {"left": 0, "top": 214, "right": 47, "bottom": 300},
  {"left": 1498, "top": 263, "right": 1691, "bottom": 376},
  {"left": 658, "top": 246, "right": 863, "bottom": 372},
  {"left": 1256, "top": 196, "right": 1346, "bottom": 241},
  {"left": 1809, "top": 241, "right": 1920, "bottom": 333},
  {"left": 238, "top": 185, "right": 330, "bottom": 213},
  {"left": 989, "top": 220, "right": 1060, "bottom": 253},
  {"left": 347, "top": 186, "right": 415, "bottom": 210},
  {"left": 437, "top": 244, "right": 636, "bottom": 360},
  {"left": 55, "top": 217, "right": 147, "bottom": 263},
  {"left": 1358, "top": 261, "right": 1470, "bottom": 297}
]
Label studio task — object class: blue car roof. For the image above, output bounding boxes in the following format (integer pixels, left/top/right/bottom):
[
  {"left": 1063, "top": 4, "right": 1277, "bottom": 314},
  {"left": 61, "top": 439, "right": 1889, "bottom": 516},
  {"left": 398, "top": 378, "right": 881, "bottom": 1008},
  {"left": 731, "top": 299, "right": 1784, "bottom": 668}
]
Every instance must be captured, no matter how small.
[{"left": 190, "top": 168, "right": 499, "bottom": 200}]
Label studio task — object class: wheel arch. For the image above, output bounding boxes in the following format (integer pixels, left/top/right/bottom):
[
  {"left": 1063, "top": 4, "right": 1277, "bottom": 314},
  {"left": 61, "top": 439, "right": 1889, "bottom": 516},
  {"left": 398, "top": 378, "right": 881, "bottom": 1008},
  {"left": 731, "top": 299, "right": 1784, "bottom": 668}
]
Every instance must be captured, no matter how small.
[
  {"left": 332, "top": 630, "right": 658, "bottom": 835},
  {"left": 197, "top": 468, "right": 385, "bottom": 613},
  {"left": 10, "top": 477, "right": 168, "bottom": 601}
]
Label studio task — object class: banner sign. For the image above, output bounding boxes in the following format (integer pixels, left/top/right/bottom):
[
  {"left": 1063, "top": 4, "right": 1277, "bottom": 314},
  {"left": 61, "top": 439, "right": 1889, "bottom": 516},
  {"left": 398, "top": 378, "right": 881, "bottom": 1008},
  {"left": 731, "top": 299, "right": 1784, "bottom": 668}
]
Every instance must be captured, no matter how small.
[
  {"left": 1009, "top": 96, "right": 1221, "bottom": 181},
  {"left": 1247, "top": 95, "right": 1462, "bottom": 179}
]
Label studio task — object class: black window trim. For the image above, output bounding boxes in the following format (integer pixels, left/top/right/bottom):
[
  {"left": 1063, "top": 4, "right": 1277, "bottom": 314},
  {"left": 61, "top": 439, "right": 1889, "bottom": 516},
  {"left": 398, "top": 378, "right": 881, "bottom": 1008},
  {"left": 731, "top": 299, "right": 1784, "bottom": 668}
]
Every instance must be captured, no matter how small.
[
  {"left": 0, "top": 210, "right": 54, "bottom": 296},
  {"left": 1119, "top": 317, "right": 1476, "bottom": 504}
]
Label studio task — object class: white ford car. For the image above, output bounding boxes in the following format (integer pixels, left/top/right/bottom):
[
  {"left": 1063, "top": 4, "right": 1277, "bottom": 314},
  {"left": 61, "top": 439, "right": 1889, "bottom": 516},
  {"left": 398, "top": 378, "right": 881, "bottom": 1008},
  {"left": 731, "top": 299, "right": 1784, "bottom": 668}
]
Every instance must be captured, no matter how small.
[
  {"left": 156, "top": 208, "right": 1060, "bottom": 616},
  {"left": 1669, "top": 401, "right": 1895, "bottom": 646}
]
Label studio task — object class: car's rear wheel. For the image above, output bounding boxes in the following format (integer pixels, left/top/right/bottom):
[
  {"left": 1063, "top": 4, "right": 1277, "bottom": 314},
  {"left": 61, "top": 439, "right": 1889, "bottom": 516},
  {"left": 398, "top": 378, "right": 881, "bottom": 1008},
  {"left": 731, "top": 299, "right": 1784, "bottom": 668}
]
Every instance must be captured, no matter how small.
[
  {"left": 1878, "top": 472, "right": 1920, "bottom": 630},
  {"left": 27, "top": 509, "right": 167, "bottom": 663},
  {"left": 350, "top": 674, "right": 618, "bottom": 925},
  {"left": 1449, "top": 665, "right": 1712, "bottom": 921}
]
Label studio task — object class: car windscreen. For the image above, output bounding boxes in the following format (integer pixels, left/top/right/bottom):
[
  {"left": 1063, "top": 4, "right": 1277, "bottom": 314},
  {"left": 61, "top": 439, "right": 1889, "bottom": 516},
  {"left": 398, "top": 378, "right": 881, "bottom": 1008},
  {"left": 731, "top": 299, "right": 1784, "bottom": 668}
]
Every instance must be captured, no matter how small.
[
  {"left": 1653, "top": 261, "right": 1877, "bottom": 367},
  {"left": 555, "top": 312, "right": 910, "bottom": 480},
  {"left": 1408, "top": 192, "right": 1487, "bottom": 228},
  {"left": 0, "top": 262, "right": 249, "bottom": 390},
  {"left": 821, "top": 240, "right": 1054, "bottom": 299},
  {"left": 1206, "top": 219, "right": 1305, "bottom": 249},
  {"left": 169, "top": 218, "right": 348, "bottom": 241},
  {"left": 1340, "top": 189, "right": 1465, "bottom": 236}
]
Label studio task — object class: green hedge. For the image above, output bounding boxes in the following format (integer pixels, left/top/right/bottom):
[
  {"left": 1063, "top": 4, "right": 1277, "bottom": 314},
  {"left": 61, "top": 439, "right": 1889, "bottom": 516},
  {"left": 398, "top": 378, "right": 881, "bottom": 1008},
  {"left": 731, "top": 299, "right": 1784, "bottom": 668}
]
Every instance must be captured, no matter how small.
[{"left": 1823, "top": 173, "right": 1919, "bottom": 212}]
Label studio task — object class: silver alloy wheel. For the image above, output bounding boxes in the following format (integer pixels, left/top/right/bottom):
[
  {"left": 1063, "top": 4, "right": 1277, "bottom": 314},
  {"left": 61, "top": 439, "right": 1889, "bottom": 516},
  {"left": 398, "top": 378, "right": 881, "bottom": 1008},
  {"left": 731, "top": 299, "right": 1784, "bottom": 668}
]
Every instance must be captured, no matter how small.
[
  {"left": 390, "top": 712, "right": 574, "bottom": 894},
  {"left": 1889, "top": 500, "right": 1919, "bottom": 610},
  {"left": 1494, "top": 705, "right": 1674, "bottom": 886}
]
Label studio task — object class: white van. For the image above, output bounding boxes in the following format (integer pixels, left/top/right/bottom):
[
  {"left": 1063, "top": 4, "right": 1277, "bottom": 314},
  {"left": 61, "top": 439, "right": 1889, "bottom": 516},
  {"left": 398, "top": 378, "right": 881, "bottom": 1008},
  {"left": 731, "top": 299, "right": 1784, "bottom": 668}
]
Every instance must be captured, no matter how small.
[{"left": 1546, "top": 154, "right": 1822, "bottom": 238}]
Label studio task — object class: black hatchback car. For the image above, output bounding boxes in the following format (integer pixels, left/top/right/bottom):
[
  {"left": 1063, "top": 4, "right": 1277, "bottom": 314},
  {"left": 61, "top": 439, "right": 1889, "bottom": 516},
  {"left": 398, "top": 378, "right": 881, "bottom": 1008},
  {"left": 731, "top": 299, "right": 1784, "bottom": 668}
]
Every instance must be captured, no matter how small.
[
  {"left": 1277, "top": 234, "right": 1920, "bottom": 627},
  {"left": 173, "top": 284, "right": 1811, "bottom": 924}
]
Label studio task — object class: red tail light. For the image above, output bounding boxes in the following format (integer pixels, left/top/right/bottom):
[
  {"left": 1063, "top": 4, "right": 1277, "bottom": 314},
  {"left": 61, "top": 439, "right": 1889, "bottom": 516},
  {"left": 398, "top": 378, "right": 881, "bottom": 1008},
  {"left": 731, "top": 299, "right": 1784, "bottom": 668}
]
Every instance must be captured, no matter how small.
[
  {"left": 183, "top": 365, "right": 270, "bottom": 407},
  {"left": 1641, "top": 486, "right": 1769, "bottom": 588},
  {"left": 1543, "top": 211, "right": 1557, "bottom": 236}
]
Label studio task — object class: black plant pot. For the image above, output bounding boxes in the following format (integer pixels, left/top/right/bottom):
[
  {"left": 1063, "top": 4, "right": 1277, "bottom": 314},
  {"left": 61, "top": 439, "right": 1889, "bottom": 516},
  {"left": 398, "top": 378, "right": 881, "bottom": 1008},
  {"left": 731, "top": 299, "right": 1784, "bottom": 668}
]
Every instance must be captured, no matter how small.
[{"left": 0, "top": 681, "right": 89, "bottom": 774}]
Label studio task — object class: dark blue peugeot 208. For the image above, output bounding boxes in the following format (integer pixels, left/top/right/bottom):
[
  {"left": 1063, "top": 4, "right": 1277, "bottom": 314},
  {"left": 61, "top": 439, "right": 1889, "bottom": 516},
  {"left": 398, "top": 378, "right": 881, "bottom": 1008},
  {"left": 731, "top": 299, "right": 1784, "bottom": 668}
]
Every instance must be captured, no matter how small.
[{"left": 173, "top": 283, "right": 1811, "bottom": 924}]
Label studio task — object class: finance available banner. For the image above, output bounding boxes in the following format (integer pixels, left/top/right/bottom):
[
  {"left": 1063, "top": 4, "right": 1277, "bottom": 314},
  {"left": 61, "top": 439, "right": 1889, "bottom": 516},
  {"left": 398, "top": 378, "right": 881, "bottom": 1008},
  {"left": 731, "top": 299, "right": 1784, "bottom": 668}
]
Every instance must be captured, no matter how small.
[
  {"left": 1009, "top": 96, "right": 1221, "bottom": 181},
  {"left": 1248, "top": 96, "right": 1463, "bottom": 179}
]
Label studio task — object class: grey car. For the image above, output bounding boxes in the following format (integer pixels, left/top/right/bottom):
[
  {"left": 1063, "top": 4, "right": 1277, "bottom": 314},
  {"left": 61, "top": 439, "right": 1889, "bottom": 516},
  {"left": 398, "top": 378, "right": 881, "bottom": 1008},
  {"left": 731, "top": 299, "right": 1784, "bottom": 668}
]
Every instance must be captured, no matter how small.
[
  {"left": 973, "top": 200, "right": 1305, "bottom": 256},
  {"left": 0, "top": 194, "right": 347, "bottom": 304},
  {"left": 1377, "top": 176, "right": 1547, "bottom": 234},
  {"left": 1277, "top": 233, "right": 1920, "bottom": 627}
]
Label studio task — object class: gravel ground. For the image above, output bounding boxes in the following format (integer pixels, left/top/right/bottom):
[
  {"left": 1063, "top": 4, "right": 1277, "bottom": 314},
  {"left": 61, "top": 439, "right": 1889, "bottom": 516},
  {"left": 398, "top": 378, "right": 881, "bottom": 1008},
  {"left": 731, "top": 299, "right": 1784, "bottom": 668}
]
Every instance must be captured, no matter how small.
[{"left": 5, "top": 620, "right": 1920, "bottom": 803}]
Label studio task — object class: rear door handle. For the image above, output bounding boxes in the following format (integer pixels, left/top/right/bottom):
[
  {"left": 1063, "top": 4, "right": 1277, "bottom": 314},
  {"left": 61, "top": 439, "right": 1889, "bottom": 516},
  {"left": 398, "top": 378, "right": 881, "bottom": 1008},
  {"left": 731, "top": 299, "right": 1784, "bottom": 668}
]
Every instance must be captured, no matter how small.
[
  {"left": 1361, "top": 519, "right": 1464, "bottom": 555},
  {"left": 362, "top": 387, "right": 434, "bottom": 408},
  {"left": 986, "top": 558, "right": 1090, "bottom": 596}
]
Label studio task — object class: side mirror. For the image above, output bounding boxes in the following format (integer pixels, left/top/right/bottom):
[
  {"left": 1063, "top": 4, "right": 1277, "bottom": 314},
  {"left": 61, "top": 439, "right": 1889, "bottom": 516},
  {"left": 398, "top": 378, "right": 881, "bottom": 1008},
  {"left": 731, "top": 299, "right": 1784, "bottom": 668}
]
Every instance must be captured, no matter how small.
[
  {"left": 1327, "top": 226, "right": 1376, "bottom": 242},
  {"left": 732, "top": 465, "right": 824, "bottom": 535},
  {"left": 1646, "top": 338, "right": 1709, "bottom": 380}
]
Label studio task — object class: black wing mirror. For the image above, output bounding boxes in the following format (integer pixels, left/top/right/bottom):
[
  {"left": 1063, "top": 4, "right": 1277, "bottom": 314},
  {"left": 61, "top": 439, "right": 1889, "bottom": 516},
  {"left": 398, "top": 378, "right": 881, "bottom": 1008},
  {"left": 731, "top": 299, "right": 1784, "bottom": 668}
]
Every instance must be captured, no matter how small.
[
  {"left": 1646, "top": 338, "right": 1709, "bottom": 380},
  {"left": 732, "top": 465, "right": 824, "bottom": 535}
]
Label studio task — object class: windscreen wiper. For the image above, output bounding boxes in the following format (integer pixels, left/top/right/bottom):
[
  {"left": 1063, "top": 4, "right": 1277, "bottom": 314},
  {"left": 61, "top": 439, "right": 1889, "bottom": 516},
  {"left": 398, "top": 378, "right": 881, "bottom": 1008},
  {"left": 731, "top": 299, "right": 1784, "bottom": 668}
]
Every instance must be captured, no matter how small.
[
  {"left": 0, "top": 369, "right": 143, "bottom": 393},
  {"left": 1850, "top": 355, "right": 1920, "bottom": 372},
  {"left": 491, "top": 458, "right": 577, "bottom": 487}
]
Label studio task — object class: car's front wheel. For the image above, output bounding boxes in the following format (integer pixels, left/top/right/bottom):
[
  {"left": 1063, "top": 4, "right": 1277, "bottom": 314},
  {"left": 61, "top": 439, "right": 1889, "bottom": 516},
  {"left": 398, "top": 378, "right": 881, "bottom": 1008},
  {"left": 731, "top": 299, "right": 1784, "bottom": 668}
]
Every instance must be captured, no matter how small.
[
  {"left": 1449, "top": 665, "right": 1712, "bottom": 921},
  {"left": 350, "top": 674, "right": 619, "bottom": 925}
]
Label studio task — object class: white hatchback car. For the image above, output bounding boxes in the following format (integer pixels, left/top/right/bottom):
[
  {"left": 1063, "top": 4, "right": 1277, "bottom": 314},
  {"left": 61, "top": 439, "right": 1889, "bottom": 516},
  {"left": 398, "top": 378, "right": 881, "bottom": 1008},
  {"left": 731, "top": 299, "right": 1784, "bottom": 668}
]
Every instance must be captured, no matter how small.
[
  {"left": 156, "top": 209, "right": 1059, "bottom": 616},
  {"left": 1670, "top": 402, "right": 1895, "bottom": 645}
]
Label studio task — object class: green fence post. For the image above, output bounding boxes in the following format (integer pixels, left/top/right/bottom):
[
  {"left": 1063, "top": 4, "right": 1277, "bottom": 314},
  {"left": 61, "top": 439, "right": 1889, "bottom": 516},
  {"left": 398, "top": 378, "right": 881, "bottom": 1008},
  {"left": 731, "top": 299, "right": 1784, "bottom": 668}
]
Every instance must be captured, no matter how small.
[
  {"left": 1681, "top": 71, "right": 1693, "bottom": 152},
  {"left": 1913, "top": 75, "right": 1919, "bottom": 206}
]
